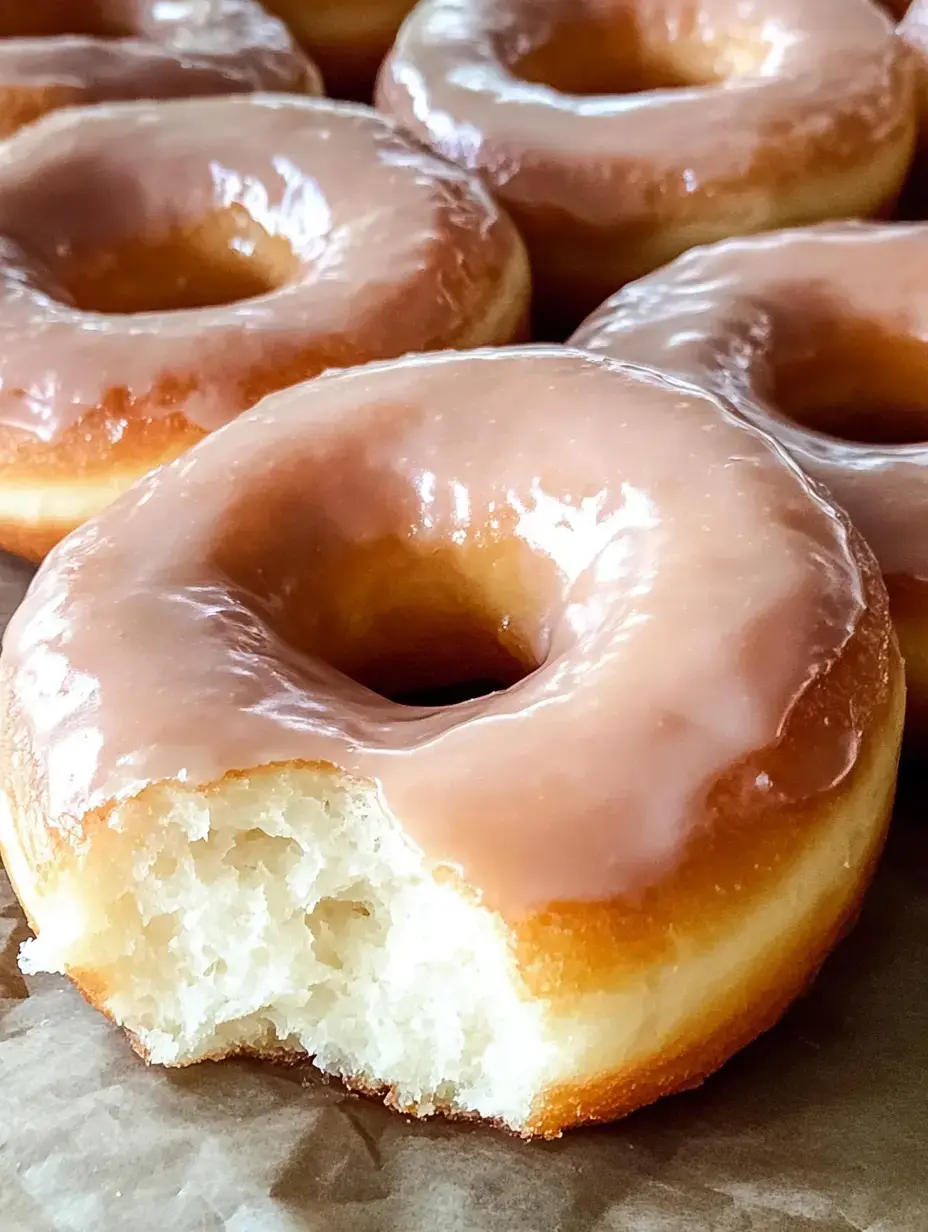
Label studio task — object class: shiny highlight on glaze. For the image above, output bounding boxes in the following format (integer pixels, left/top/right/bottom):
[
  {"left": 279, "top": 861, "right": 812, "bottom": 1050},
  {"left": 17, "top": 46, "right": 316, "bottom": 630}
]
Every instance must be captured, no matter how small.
[{"left": 1, "top": 348, "right": 873, "bottom": 916}]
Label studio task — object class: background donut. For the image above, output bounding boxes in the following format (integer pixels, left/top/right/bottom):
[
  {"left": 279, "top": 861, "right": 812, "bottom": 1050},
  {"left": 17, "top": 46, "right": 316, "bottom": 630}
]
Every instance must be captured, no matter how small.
[
  {"left": 0, "top": 0, "right": 320, "bottom": 138},
  {"left": 377, "top": 0, "right": 916, "bottom": 334},
  {"left": 0, "top": 95, "right": 530, "bottom": 560},
  {"left": 571, "top": 221, "right": 928, "bottom": 742}
]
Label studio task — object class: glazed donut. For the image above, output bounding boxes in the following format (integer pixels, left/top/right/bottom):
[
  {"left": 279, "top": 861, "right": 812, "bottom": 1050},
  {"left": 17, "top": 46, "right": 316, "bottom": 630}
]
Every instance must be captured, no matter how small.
[
  {"left": 0, "top": 95, "right": 529, "bottom": 562},
  {"left": 262, "top": 0, "right": 414, "bottom": 99},
  {"left": 571, "top": 221, "right": 928, "bottom": 739},
  {"left": 376, "top": 0, "right": 917, "bottom": 331},
  {"left": 0, "top": 1, "right": 320, "bottom": 139},
  {"left": 0, "top": 347, "right": 902, "bottom": 1138}
]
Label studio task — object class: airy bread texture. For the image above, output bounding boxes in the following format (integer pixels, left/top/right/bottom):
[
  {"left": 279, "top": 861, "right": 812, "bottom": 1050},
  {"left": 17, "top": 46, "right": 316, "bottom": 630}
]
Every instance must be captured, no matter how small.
[
  {"left": 2, "top": 666, "right": 903, "bottom": 1137},
  {"left": 11, "top": 765, "right": 552, "bottom": 1130}
]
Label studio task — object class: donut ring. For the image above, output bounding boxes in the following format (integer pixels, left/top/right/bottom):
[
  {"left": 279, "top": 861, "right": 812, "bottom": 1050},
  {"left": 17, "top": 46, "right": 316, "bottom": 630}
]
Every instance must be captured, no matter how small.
[
  {"left": 0, "top": 347, "right": 902, "bottom": 1138},
  {"left": 376, "top": 0, "right": 917, "bottom": 330},
  {"left": 0, "top": 95, "right": 529, "bottom": 561},
  {"left": 262, "top": 0, "right": 414, "bottom": 100},
  {"left": 572, "top": 222, "right": 928, "bottom": 740},
  {"left": 0, "top": 0, "right": 320, "bottom": 139}
]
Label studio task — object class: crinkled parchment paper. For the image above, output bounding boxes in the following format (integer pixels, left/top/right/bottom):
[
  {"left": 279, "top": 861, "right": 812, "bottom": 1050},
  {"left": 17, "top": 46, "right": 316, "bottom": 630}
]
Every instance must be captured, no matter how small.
[{"left": 0, "top": 552, "right": 925, "bottom": 1232}]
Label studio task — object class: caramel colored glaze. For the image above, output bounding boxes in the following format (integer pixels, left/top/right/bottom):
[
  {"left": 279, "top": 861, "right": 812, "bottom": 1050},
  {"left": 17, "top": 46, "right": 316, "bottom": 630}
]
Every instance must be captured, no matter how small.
[
  {"left": 0, "top": 347, "right": 889, "bottom": 917},
  {"left": 376, "top": 0, "right": 916, "bottom": 330},
  {"left": 881, "top": 573, "right": 928, "bottom": 738},
  {"left": 0, "top": 94, "right": 528, "bottom": 553},
  {"left": 0, "top": 1, "right": 320, "bottom": 138},
  {"left": 262, "top": 0, "right": 415, "bottom": 100}
]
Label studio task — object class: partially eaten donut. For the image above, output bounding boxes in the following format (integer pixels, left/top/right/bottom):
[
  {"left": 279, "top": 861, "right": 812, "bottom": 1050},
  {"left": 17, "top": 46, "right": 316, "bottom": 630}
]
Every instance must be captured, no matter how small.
[{"left": 0, "top": 349, "right": 903, "bottom": 1136}]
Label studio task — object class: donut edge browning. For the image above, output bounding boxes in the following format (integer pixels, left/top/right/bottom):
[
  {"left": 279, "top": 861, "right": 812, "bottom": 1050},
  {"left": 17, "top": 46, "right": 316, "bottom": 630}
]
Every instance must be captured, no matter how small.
[{"left": 518, "top": 524, "right": 903, "bottom": 1134}]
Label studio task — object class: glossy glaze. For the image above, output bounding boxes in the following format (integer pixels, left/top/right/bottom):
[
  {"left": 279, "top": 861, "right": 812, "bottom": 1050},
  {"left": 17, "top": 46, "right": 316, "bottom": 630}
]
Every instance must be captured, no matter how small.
[
  {"left": 0, "top": 0, "right": 319, "bottom": 134},
  {"left": 572, "top": 222, "right": 928, "bottom": 583},
  {"left": 376, "top": 0, "right": 915, "bottom": 323},
  {"left": 1, "top": 348, "right": 870, "bottom": 914},
  {"left": 0, "top": 94, "right": 521, "bottom": 444}
]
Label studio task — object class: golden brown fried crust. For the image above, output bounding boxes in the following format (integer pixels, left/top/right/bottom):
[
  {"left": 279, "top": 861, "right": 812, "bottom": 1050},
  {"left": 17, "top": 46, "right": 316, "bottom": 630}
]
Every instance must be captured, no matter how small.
[{"left": 530, "top": 772, "right": 897, "bottom": 1137}]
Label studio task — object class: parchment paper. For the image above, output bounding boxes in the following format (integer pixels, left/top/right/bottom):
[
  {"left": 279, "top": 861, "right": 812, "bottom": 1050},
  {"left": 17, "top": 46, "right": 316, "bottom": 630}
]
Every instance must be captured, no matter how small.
[{"left": 0, "top": 552, "right": 924, "bottom": 1232}]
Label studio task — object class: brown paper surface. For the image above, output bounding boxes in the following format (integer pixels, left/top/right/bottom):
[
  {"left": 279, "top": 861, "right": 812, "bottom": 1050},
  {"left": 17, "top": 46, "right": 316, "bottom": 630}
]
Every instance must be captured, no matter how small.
[{"left": 0, "top": 551, "right": 925, "bottom": 1232}]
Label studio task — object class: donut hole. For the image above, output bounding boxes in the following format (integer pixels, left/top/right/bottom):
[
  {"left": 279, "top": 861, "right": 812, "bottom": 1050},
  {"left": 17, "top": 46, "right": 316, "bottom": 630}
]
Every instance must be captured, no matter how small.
[
  {"left": 212, "top": 465, "right": 552, "bottom": 709},
  {"left": 507, "top": 7, "right": 776, "bottom": 96},
  {"left": 246, "top": 536, "right": 542, "bottom": 708},
  {"left": 0, "top": 0, "right": 134, "bottom": 39},
  {"left": 335, "top": 578, "right": 537, "bottom": 709},
  {"left": 278, "top": 554, "right": 538, "bottom": 708},
  {"left": 765, "top": 303, "right": 928, "bottom": 446},
  {"left": 295, "top": 539, "right": 541, "bottom": 706},
  {"left": 57, "top": 206, "right": 300, "bottom": 314}
]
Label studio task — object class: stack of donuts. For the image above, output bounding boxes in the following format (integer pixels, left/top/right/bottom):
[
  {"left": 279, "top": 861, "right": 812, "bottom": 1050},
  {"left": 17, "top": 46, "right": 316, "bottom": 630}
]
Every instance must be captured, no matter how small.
[{"left": 0, "top": 0, "right": 923, "bottom": 1141}]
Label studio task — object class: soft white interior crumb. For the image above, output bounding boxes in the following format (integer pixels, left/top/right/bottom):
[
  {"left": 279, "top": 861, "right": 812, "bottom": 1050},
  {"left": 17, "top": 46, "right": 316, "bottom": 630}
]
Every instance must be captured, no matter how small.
[{"left": 19, "top": 767, "right": 553, "bottom": 1130}]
